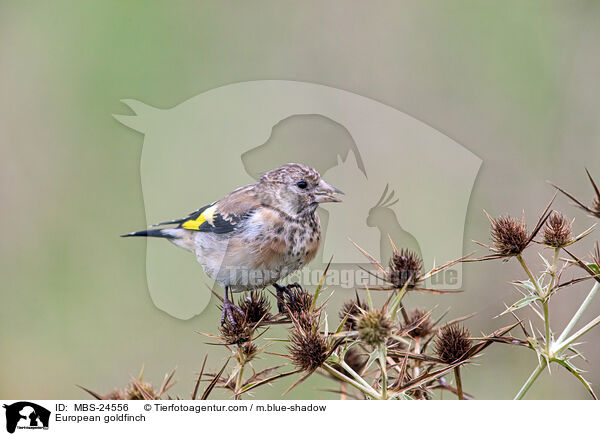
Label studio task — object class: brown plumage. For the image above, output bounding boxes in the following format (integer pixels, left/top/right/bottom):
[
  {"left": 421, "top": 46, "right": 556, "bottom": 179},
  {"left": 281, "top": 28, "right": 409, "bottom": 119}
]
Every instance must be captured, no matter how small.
[{"left": 122, "top": 163, "right": 343, "bottom": 325}]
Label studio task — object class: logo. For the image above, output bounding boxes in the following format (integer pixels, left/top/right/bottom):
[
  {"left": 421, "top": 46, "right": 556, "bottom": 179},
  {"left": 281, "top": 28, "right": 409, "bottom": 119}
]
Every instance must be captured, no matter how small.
[
  {"left": 3, "top": 402, "right": 50, "bottom": 433},
  {"left": 115, "top": 80, "right": 481, "bottom": 319}
]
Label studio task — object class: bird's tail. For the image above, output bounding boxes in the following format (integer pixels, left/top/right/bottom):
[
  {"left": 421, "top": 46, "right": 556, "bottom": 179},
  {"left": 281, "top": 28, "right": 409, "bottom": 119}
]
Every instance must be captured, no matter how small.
[{"left": 121, "top": 228, "right": 177, "bottom": 239}]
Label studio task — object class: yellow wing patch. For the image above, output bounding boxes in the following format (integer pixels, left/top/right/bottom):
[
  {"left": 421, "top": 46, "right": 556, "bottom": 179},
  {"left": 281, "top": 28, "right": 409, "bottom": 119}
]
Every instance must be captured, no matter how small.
[{"left": 182, "top": 205, "right": 217, "bottom": 230}]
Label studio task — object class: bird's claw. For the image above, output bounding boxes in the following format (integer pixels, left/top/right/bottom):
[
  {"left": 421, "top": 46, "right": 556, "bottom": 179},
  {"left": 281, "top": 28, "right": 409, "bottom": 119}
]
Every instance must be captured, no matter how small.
[
  {"left": 274, "top": 283, "right": 298, "bottom": 313},
  {"left": 221, "top": 298, "right": 244, "bottom": 326}
]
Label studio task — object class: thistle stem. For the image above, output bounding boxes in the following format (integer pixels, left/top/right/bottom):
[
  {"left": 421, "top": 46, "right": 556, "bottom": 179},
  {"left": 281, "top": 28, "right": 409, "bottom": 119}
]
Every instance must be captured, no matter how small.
[
  {"left": 516, "top": 254, "right": 544, "bottom": 297},
  {"left": 339, "top": 360, "right": 374, "bottom": 392},
  {"left": 323, "top": 363, "right": 381, "bottom": 400},
  {"left": 542, "top": 300, "right": 551, "bottom": 355},
  {"left": 514, "top": 360, "right": 546, "bottom": 400},
  {"left": 234, "top": 353, "right": 246, "bottom": 400},
  {"left": 555, "top": 313, "right": 600, "bottom": 355},
  {"left": 454, "top": 366, "right": 464, "bottom": 400},
  {"left": 517, "top": 254, "right": 551, "bottom": 354},
  {"left": 556, "top": 282, "right": 600, "bottom": 347},
  {"left": 379, "top": 345, "right": 388, "bottom": 399}
]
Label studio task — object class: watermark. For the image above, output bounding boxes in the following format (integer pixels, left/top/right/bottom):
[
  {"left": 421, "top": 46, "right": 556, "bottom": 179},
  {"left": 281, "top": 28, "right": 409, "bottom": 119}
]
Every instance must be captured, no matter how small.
[
  {"left": 116, "top": 80, "right": 481, "bottom": 319},
  {"left": 3, "top": 402, "right": 50, "bottom": 433}
]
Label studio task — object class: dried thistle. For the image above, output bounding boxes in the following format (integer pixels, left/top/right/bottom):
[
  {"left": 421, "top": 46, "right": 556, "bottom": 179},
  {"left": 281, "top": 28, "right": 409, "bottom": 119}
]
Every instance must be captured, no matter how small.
[
  {"left": 489, "top": 214, "right": 530, "bottom": 256},
  {"left": 104, "top": 389, "right": 126, "bottom": 400},
  {"left": 435, "top": 324, "right": 472, "bottom": 364},
  {"left": 125, "top": 381, "right": 157, "bottom": 400},
  {"left": 288, "top": 328, "right": 328, "bottom": 372},
  {"left": 219, "top": 309, "right": 252, "bottom": 344},
  {"left": 472, "top": 195, "right": 555, "bottom": 261},
  {"left": 351, "top": 237, "right": 468, "bottom": 294},
  {"left": 405, "top": 308, "right": 433, "bottom": 339},
  {"left": 389, "top": 249, "right": 424, "bottom": 288},
  {"left": 339, "top": 297, "right": 369, "bottom": 330},
  {"left": 239, "top": 291, "right": 271, "bottom": 324},
  {"left": 283, "top": 283, "right": 314, "bottom": 315},
  {"left": 543, "top": 212, "right": 572, "bottom": 248},
  {"left": 551, "top": 169, "right": 600, "bottom": 219},
  {"left": 357, "top": 310, "right": 393, "bottom": 347}
]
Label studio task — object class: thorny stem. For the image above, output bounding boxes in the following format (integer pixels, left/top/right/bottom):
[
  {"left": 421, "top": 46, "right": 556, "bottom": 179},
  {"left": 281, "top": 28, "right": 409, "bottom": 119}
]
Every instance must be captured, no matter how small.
[
  {"left": 517, "top": 254, "right": 551, "bottom": 355},
  {"left": 516, "top": 254, "right": 544, "bottom": 297},
  {"left": 555, "top": 281, "right": 600, "bottom": 348},
  {"left": 454, "top": 366, "right": 464, "bottom": 400},
  {"left": 514, "top": 360, "right": 547, "bottom": 400},
  {"left": 550, "top": 248, "right": 560, "bottom": 287},
  {"left": 339, "top": 359, "right": 374, "bottom": 393},
  {"left": 555, "top": 312, "right": 600, "bottom": 355},
  {"left": 323, "top": 363, "right": 381, "bottom": 400},
  {"left": 379, "top": 345, "right": 388, "bottom": 399},
  {"left": 234, "top": 352, "right": 246, "bottom": 400},
  {"left": 542, "top": 300, "right": 551, "bottom": 355}
]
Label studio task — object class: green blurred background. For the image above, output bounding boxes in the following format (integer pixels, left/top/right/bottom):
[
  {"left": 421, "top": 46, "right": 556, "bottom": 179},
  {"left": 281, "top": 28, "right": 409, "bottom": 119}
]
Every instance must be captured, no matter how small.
[{"left": 2, "top": 1, "right": 600, "bottom": 399}]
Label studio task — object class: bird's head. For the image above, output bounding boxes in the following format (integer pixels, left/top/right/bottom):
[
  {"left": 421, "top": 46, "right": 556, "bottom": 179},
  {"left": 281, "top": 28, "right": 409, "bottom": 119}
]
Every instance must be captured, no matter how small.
[{"left": 259, "top": 163, "right": 344, "bottom": 215}]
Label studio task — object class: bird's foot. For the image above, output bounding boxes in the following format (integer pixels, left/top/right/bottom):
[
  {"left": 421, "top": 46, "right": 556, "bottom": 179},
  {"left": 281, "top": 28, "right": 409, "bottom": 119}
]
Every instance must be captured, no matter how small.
[
  {"left": 274, "top": 283, "right": 298, "bottom": 313},
  {"left": 221, "top": 297, "right": 244, "bottom": 326}
]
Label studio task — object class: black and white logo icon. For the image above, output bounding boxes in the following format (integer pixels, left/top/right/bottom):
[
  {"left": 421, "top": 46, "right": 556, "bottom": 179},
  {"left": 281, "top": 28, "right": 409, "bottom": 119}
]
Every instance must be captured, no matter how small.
[{"left": 3, "top": 402, "right": 50, "bottom": 433}]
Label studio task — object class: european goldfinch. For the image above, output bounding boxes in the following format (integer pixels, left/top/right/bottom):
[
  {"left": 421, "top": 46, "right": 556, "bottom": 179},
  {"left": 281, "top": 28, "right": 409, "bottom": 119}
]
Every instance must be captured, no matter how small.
[{"left": 122, "top": 163, "right": 343, "bottom": 324}]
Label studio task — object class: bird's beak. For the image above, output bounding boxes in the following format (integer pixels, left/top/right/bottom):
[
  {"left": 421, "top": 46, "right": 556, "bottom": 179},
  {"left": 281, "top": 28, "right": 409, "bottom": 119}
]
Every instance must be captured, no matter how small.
[{"left": 315, "top": 179, "right": 345, "bottom": 203}]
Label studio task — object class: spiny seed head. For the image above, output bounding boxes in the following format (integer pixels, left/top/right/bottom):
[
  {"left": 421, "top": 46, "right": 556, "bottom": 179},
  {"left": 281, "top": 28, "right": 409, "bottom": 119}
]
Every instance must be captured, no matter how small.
[
  {"left": 219, "top": 309, "right": 252, "bottom": 345},
  {"left": 490, "top": 215, "right": 529, "bottom": 256},
  {"left": 435, "top": 324, "right": 472, "bottom": 364},
  {"left": 239, "top": 291, "right": 271, "bottom": 324},
  {"left": 284, "top": 285, "right": 314, "bottom": 315},
  {"left": 293, "top": 310, "right": 319, "bottom": 331},
  {"left": 339, "top": 298, "right": 369, "bottom": 330},
  {"left": 357, "top": 310, "right": 393, "bottom": 347},
  {"left": 389, "top": 249, "right": 423, "bottom": 288},
  {"left": 406, "top": 308, "right": 433, "bottom": 339},
  {"left": 104, "top": 389, "right": 126, "bottom": 400},
  {"left": 241, "top": 342, "right": 258, "bottom": 360},
  {"left": 125, "top": 381, "right": 156, "bottom": 400},
  {"left": 289, "top": 328, "right": 328, "bottom": 372},
  {"left": 543, "top": 212, "right": 572, "bottom": 248}
]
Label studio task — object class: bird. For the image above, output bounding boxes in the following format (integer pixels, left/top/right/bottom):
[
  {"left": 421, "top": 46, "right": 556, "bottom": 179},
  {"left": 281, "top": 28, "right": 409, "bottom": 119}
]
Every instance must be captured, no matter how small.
[{"left": 122, "top": 163, "right": 344, "bottom": 325}]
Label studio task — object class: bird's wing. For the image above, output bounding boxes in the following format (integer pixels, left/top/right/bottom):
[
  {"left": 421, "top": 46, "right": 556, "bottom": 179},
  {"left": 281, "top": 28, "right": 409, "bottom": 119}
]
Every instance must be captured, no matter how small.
[{"left": 176, "top": 184, "right": 261, "bottom": 234}]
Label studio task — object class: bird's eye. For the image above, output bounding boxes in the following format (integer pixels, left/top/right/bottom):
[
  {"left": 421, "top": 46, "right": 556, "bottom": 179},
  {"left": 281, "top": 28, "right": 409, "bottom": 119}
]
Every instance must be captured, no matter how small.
[{"left": 296, "top": 180, "right": 308, "bottom": 189}]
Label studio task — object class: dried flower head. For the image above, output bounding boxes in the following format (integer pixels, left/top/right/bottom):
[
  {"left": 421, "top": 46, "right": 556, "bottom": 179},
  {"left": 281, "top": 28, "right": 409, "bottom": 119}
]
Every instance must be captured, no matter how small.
[
  {"left": 104, "top": 389, "right": 126, "bottom": 400},
  {"left": 293, "top": 310, "right": 319, "bottom": 331},
  {"left": 288, "top": 328, "right": 328, "bottom": 372},
  {"left": 357, "top": 310, "right": 393, "bottom": 347},
  {"left": 543, "top": 212, "right": 572, "bottom": 248},
  {"left": 351, "top": 237, "right": 469, "bottom": 294},
  {"left": 389, "top": 249, "right": 424, "bottom": 288},
  {"left": 239, "top": 291, "right": 271, "bottom": 324},
  {"left": 406, "top": 308, "right": 433, "bottom": 339},
  {"left": 240, "top": 342, "right": 258, "bottom": 360},
  {"left": 339, "top": 298, "right": 369, "bottom": 330},
  {"left": 283, "top": 284, "right": 314, "bottom": 315},
  {"left": 219, "top": 308, "right": 252, "bottom": 344},
  {"left": 435, "top": 324, "right": 472, "bottom": 364},
  {"left": 490, "top": 215, "right": 529, "bottom": 257},
  {"left": 125, "top": 381, "right": 156, "bottom": 400}
]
